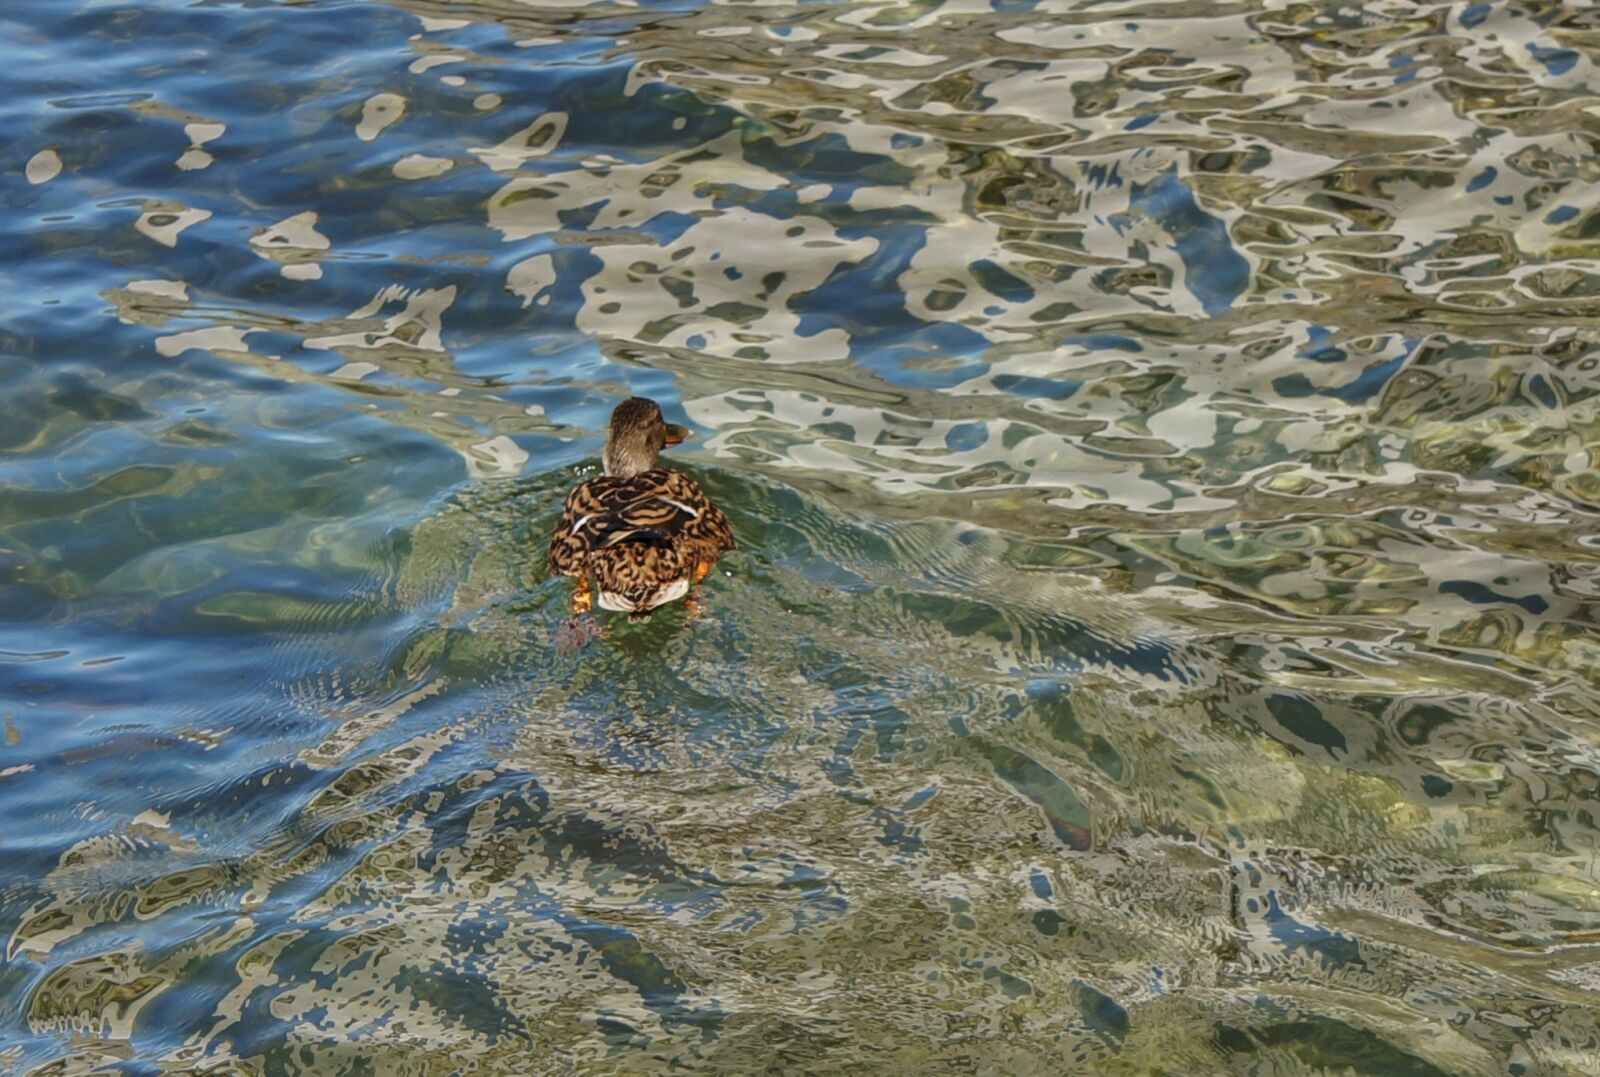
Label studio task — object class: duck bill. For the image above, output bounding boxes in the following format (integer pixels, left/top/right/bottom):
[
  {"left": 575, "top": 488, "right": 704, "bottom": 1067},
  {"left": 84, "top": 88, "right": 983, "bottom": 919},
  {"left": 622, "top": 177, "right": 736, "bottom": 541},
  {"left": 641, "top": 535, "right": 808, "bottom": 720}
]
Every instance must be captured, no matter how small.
[{"left": 663, "top": 423, "right": 689, "bottom": 446}]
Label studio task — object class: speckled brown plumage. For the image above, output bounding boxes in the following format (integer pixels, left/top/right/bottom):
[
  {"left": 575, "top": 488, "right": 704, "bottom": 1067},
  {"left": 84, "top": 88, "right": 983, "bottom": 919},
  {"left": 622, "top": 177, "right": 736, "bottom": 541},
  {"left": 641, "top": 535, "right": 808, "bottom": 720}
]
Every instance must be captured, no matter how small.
[{"left": 547, "top": 398, "right": 734, "bottom": 616}]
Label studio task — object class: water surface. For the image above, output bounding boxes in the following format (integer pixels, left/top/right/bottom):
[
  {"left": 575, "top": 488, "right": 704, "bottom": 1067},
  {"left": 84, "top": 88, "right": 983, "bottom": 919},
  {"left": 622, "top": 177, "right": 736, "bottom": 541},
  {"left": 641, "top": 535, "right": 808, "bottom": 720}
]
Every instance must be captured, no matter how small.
[{"left": 4, "top": 0, "right": 1600, "bottom": 1072}]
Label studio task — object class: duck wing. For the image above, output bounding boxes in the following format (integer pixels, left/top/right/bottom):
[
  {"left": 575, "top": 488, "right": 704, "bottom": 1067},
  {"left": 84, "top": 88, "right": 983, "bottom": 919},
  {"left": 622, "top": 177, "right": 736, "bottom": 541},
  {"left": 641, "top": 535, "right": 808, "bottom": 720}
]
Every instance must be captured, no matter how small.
[
  {"left": 660, "top": 469, "right": 735, "bottom": 561},
  {"left": 547, "top": 469, "right": 721, "bottom": 576}
]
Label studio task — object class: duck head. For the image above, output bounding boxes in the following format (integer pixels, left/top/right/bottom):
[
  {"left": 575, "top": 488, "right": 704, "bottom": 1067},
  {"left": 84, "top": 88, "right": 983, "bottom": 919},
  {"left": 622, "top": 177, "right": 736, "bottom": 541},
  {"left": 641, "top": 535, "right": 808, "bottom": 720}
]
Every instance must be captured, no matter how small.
[{"left": 601, "top": 397, "right": 688, "bottom": 478}]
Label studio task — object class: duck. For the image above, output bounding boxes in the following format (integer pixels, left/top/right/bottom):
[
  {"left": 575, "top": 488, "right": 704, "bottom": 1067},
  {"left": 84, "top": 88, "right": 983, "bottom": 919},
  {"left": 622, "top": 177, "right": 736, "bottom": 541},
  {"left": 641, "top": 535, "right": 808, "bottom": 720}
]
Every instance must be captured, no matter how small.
[{"left": 547, "top": 397, "right": 734, "bottom": 619}]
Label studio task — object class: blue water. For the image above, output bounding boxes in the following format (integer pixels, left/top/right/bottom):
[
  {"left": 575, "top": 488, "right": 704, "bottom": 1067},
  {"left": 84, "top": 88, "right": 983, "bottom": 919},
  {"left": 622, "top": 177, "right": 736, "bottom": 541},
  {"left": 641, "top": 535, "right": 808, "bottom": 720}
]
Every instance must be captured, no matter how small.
[{"left": 4, "top": 0, "right": 1600, "bottom": 1071}]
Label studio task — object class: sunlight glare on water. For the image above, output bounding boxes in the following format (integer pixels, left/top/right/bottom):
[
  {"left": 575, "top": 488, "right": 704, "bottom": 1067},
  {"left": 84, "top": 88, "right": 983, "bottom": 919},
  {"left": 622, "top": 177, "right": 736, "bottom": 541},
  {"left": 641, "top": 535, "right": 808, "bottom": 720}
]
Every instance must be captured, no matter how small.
[{"left": 3, "top": 0, "right": 1600, "bottom": 1072}]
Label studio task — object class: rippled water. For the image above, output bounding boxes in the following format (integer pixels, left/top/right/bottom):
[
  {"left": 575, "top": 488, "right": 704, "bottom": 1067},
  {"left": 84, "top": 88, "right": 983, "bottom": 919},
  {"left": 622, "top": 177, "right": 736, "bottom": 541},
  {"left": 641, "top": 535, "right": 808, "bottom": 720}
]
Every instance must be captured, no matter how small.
[{"left": 5, "top": 0, "right": 1600, "bottom": 1071}]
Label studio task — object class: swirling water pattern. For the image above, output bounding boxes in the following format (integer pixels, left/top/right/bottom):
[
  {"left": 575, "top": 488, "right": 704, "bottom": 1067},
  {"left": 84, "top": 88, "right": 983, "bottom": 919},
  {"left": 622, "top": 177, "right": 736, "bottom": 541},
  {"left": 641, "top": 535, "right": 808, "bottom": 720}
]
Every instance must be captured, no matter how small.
[{"left": 3, "top": 0, "right": 1600, "bottom": 1071}]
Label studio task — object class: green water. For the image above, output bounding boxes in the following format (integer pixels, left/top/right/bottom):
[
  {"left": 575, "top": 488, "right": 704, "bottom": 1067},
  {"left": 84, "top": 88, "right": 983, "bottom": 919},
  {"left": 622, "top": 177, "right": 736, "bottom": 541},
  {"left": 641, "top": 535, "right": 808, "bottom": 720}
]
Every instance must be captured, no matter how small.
[{"left": 4, "top": 0, "right": 1600, "bottom": 1072}]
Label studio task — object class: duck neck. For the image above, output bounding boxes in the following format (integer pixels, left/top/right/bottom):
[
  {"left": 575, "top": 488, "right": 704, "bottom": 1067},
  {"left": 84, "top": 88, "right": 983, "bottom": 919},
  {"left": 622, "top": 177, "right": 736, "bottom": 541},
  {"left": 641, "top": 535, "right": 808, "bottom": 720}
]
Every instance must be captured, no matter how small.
[{"left": 603, "top": 433, "right": 658, "bottom": 478}]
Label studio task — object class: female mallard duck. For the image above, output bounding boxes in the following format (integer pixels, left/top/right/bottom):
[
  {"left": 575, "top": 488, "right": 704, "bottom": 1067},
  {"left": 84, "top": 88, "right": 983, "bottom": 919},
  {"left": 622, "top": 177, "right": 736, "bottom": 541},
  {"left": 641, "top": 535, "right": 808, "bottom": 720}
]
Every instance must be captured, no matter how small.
[{"left": 548, "top": 397, "right": 734, "bottom": 618}]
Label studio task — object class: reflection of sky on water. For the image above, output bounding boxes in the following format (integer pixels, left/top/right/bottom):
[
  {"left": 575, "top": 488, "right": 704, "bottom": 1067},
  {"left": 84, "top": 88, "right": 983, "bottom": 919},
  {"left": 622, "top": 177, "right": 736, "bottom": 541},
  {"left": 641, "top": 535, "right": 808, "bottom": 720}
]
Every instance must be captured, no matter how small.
[{"left": 3, "top": 0, "right": 1600, "bottom": 1071}]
